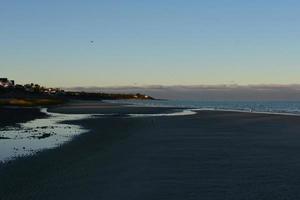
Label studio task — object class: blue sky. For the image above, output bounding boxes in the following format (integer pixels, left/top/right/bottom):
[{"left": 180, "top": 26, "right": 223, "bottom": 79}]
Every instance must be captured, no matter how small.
[{"left": 1, "top": 0, "right": 300, "bottom": 87}]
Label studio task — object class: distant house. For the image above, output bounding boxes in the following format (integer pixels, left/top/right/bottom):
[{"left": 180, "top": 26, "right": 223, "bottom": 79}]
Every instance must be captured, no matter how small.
[
  {"left": 0, "top": 78, "right": 15, "bottom": 88},
  {"left": 0, "top": 78, "right": 8, "bottom": 85}
]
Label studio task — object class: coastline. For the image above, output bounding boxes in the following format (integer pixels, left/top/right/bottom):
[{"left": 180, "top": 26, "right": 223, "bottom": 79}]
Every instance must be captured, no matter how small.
[
  {"left": 2, "top": 101, "right": 300, "bottom": 199},
  {"left": 0, "top": 107, "right": 48, "bottom": 128},
  {"left": 47, "top": 100, "right": 181, "bottom": 115}
]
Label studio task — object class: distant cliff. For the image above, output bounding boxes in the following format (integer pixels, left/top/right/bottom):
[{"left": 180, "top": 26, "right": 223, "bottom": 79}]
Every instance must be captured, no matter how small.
[{"left": 0, "top": 82, "right": 154, "bottom": 101}]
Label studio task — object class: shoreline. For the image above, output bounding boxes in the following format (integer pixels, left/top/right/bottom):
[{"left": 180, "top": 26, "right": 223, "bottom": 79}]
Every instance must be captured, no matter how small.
[
  {"left": 2, "top": 100, "right": 300, "bottom": 163},
  {"left": 2, "top": 99, "right": 300, "bottom": 121},
  {"left": 2, "top": 100, "right": 300, "bottom": 162},
  {"left": 192, "top": 108, "right": 300, "bottom": 117},
  {"left": 2, "top": 101, "right": 300, "bottom": 199},
  {"left": 0, "top": 106, "right": 48, "bottom": 128}
]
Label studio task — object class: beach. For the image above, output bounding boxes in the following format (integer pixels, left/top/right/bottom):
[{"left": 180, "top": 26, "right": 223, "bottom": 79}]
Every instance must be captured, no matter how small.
[
  {"left": 0, "top": 107, "right": 47, "bottom": 128},
  {"left": 1, "top": 101, "right": 300, "bottom": 199}
]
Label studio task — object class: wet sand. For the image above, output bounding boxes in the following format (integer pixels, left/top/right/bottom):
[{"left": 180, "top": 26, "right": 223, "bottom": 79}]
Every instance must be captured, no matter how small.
[
  {"left": 48, "top": 100, "right": 181, "bottom": 114},
  {"left": 1, "top": 102, "right": 300, "bottom": 199},
  {"left": 0, "top": 107, "right": 47, "bottom": 128}
]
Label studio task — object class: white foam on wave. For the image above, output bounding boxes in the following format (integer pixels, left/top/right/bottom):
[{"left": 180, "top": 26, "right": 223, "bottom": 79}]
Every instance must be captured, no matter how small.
[
  {"left": 191, "top": 108, "right": 300, "bottom": 117},
  {"left": 128, "top": 109, "right": 197, "bottom": 117}
]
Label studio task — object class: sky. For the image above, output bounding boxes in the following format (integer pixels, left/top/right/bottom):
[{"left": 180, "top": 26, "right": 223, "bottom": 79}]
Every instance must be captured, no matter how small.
[{"left": 1, "top": 0, "right": 300, "bottom": 87}]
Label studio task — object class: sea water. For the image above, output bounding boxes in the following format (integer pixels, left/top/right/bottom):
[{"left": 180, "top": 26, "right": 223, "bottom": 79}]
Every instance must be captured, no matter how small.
[{"left": 108, "top": 100, "right": 300, "bottom": 116}]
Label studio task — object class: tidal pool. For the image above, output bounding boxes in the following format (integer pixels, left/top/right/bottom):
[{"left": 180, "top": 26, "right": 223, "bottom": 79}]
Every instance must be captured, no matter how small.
[{"left": 0, "top": 108, "right": 92, "bottom": 162}]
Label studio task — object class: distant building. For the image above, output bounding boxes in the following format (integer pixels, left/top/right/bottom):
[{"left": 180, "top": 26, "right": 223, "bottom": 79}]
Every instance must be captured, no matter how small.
[
  {"left": 0, "top": 78, "right": 15, "bottom": 88},
  {"left": 0, "top": 78, "right": 8, "bottom": 83}
]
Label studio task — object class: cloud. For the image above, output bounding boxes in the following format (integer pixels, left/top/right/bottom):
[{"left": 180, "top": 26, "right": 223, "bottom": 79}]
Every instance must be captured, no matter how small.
[{"left": 63, "top": 84, "right": 300, "bottom": 101}]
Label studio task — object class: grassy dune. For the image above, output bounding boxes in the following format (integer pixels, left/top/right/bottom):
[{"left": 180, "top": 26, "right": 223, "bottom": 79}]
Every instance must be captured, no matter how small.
[{"left": 0, "top": 98, "right": 64, "bottom": 107}]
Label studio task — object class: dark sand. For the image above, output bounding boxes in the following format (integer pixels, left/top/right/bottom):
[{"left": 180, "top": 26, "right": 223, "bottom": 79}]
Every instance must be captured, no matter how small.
[
  {"left": 48, "top": 100, "right": 181, "bottom": 114},
  {"left": 1, "top": 102, "right": 300, "bottom": 199},
  {"left": 0, "top": 107, "right": 47, "bottom": 128}
]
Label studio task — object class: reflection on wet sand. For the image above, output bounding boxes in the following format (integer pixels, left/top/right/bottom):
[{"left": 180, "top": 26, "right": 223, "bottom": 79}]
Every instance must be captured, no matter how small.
[{"left": 0, "top": 108, "right": 92, "bottom": 162}]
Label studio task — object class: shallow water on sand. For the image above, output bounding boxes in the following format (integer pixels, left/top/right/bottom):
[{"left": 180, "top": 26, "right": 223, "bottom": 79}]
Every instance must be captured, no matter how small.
[
  {"left": 0, "top": 107, "right": 196, "bottom": 162},
  {"left": 0, "top": 109, "right": 92, "bottom": 162}
]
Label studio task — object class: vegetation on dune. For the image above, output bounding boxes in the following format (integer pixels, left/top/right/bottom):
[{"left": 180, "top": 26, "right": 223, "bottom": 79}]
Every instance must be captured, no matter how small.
[{"left": 0, "top": 98, "right": 65, "bottom": 107}]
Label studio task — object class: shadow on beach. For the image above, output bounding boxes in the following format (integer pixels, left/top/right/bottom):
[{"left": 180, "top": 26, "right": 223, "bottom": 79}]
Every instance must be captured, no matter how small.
[{"left": 1, "top": 101, "right": 300, "bottom": 199}]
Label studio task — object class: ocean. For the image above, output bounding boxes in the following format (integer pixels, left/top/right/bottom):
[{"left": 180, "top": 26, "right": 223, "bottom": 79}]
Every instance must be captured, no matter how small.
[{"left": 108, "top": 100, "right": 300, "bottom": 115}]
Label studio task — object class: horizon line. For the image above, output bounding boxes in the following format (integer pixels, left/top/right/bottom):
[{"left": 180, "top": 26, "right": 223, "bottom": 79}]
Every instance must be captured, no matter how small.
[{"left": 62, "top": 83, "right": 300, "bottom": 89}]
